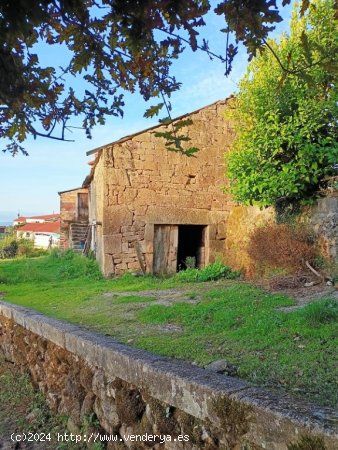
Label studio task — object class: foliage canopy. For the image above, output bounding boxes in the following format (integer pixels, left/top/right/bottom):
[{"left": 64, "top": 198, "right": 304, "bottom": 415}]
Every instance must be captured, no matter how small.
[
  {"left": 225, "top": 0, "right": 338, "bottom": 207},
  {"left": 0, "top": 0, "right": 295, "bottom": 155}
]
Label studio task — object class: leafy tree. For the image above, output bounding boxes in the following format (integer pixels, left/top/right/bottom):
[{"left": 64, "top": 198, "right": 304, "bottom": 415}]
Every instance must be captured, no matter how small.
[
  {"left": 0, "top": 0, "right": 295, "bottom": 155},
  {"left": 225, "top": 0, "right": 338, "bottom": 207}
]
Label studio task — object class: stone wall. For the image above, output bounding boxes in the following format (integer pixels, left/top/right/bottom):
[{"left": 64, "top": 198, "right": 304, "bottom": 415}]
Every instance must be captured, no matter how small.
[
  {"left": 59, "top": 187, "right": 88, "bottom": 249},
  {"left": 0, "top": 302, "right": 337, "bottom": 450},
  {"left": 302, "top": 195, "right": 338, "bottom": 261},
  {"left": 223, "top": 196, "right": 338, "bottom": 278},
  {"left": 88, "top": 153, "right": 105, "bottom": 269},
  {"left": 224, "top": 206, "right": 275, "bottom": 277},
  {"left": 88, "top": 99, "right": 235, "bottom": 276}
]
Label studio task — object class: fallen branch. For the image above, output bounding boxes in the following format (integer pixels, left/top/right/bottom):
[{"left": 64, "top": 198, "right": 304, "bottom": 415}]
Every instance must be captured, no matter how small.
[{"left": 305, "top": 260, "right": 323, "bottom": 280}]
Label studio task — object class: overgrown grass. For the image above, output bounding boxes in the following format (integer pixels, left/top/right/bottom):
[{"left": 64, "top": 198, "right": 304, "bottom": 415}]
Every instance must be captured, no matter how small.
[
  {"left": 0, "top": 352, "right": 86, "bottom": 449},
  {"left": 1, "top": 248, "right": 102, "bottom": 284},
  {"left": 136, "top": 286, "right": 337, "bottom": 407},
  {"left": 0, "top": 253, "right": 337, "bottom": 408}
]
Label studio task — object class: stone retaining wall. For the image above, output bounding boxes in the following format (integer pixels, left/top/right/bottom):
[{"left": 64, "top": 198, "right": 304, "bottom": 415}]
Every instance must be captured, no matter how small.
[
  {"left": 303, "top": 195, "right": 338, "bottom": 261},
  {"left": 0, "top": 302, "right": 336, "bottom": 450}
]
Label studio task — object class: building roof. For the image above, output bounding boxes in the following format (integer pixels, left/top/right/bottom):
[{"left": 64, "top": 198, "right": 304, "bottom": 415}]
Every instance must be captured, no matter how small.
[
  {"left": 13, "top": 213, "right": 60, "bottom": 223},
  {"left": 29, "top": 214, "right": 60, "bottom": 220},
  {"left": 58, "top": 187, "right": 87, "bottom": 195},
  {"left": 18, "top": 222, "right": 61, "bottom": 234}
]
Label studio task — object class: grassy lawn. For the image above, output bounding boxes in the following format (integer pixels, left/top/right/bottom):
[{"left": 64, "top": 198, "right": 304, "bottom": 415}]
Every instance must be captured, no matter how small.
[{"left": 0, "top": 252, "right": 337, "bottom": 409}]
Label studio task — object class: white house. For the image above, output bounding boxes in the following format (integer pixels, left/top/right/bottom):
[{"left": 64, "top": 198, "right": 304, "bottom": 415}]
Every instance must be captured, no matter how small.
[{"left": 16, "top": 221, "right": 60, "bottom": 248}]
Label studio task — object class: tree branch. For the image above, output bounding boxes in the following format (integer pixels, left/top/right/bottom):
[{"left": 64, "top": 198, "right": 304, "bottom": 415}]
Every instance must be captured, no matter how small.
[
  {"left": 263, "top": 38, "right": 332, "bottom": 76},
  {"left": 26, "top": 123, "right": 74, "bottom": 142},
  {"left": 155, "top": 28, "right": 227, "bottom": 64}
]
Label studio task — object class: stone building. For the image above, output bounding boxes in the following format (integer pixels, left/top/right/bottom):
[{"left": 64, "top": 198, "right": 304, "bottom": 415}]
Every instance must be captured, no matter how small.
[
  {"left": 59, "top": 97, "right": 338, "bottom": 277},
  {"left": 60, "top": 98, "right": 236, "bottom": 276},
  {"left": 58, "top": 187, "right": 89, "bottom": 251}
]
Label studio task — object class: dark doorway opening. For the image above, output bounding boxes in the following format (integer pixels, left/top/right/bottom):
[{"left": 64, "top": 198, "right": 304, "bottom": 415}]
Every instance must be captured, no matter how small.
[
  {"left": 177, "top": 225, "right": 206, "bottom": 271},
  {"left": 77, "top": 193, "right": 89, "bottom": 221}
]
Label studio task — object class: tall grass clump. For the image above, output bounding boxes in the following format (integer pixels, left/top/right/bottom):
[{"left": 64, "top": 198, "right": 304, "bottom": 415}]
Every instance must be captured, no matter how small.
[
  {"left": 301, "top": 299, "right": 338, "bottom": 327},
  {"left": 50, "top": 249, "right": 102, "bottom": 280}
]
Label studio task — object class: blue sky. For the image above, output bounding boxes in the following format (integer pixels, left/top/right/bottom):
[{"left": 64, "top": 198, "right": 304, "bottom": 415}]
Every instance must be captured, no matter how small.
[{"left": 0, "top": 1, "right": 293, "bottom": 223}]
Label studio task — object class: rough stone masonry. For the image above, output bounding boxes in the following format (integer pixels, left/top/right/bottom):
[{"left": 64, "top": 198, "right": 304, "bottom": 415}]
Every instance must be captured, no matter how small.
[
  {"left": 0, "top": 301, "right": 337, "bottom": 450},
  {"left": 84, "top": 99, "right": 236, "bottom": 277}
]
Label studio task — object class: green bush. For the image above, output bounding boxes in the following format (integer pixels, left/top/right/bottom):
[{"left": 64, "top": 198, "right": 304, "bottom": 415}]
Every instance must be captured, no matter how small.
[
  {"left": 225, "top": 0, "right": 338, "bottom": 207},
  {"left": 0, "top": 240, "right": 18, "bottom": 258},
  {"left": 50, "top": 248, "right": 75, "bottom": 260},
  {"left": 17, "top": 239, "right": 46, "bottom": 257},
  {"left": 16, "top": 239, "right": 34, "bottom": 256},
  {"left": 0, "top": 251, "right": 103, "bottom": 284},
  {"left": 176, "top": 262, "right": 241, "bottom": 282},
  {"left": 0, "top": 235, "right": 47, "bottom": 259}
]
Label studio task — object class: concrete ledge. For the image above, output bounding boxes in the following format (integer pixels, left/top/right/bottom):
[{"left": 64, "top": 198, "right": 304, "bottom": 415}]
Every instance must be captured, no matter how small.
[{"left": 0, "top": 301, "right": 337, "bottom": 449}]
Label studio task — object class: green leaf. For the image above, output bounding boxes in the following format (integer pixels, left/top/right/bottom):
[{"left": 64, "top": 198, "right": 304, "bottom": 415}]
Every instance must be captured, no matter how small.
[{"left": 143, "top": 103, "right": 164, "bottom": 118}]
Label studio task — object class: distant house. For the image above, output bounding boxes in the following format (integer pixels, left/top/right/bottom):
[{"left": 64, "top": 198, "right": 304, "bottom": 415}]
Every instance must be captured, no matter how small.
[
  {"left": 16, "top": 221, "right": 61, "bottom": 248},
  {"left": 58, "top": 187, "right": 89, "bottom": 251},
  {"left": 13, "top": 214, "right": 60, "bottom": 226},
  {"left": 13, "top": 217, "right": 27, "bottom": 226}
]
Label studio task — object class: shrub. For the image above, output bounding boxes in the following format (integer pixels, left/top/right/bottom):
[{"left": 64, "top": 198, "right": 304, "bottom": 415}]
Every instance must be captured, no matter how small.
[
  {"left": 0, "top": 240, "right": 18, "bottom": 258},
  {"left": 17, "top": 239, "right": 46, "bottom": 257},
  {"left": 0, "top": 235, "right": 47, "bottom": 259},
  {"left": 50, "top": 248, "right": 75, "bottom": 260},
  {"left": 16, "top": 239, "right": 34, "bottom": 256},
  {"left": 176, "top": 262, "right": 241, "bottom": 282},
  {"left": 225, "top": 0, "right": 338, "bottom": 207},
  {"left": 247, "top": 223, "right": 317, "bottom": 273}
]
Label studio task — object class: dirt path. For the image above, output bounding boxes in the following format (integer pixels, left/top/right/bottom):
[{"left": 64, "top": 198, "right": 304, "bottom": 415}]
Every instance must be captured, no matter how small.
[
  {"left": 266, "top": 278, "right": 338, "bottom": 311},
  {"left": 103, "top": 278, "right": 338, "bottom": 312}
]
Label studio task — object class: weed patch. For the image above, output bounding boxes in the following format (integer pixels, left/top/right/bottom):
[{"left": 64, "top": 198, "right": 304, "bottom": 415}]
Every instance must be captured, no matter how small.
[
  {"left": 301, "top": 299, "right": 338, "bottom": 327},
  {"left": 0, "top": 352, "right": 86, "bottom": 449},
  {"left": 176, "top": 262, "right": 240, "bottom": 282},
  {"left": 0, "top": 235, "right": 46, "bottom": 259}
]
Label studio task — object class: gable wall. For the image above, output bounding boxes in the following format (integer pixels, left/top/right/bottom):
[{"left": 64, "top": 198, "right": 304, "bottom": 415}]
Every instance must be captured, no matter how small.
[{"left": 93, "top": 100, "right": 235, "bottom": 276}]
